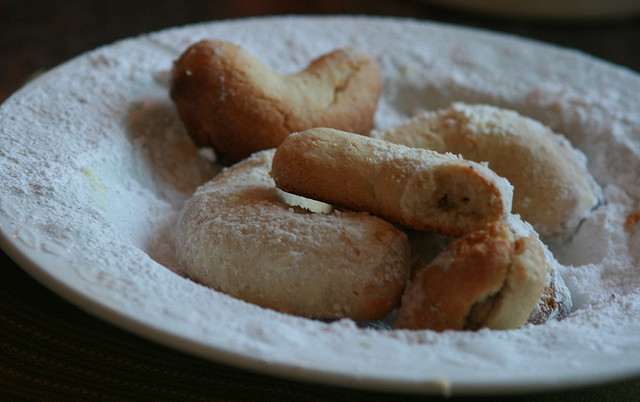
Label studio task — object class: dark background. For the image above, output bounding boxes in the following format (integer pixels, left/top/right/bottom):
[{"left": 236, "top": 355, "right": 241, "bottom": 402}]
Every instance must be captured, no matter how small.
[{"left": 2, "top": 0, "right": 640, "bottom": 102}]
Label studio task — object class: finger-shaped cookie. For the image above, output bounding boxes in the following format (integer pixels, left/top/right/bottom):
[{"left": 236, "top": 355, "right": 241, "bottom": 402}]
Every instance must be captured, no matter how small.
[
  {"left": 271, "top": 128, "right": 513, "bottom": 237},
  {"left": 176, "top": 149, "right": 411, "bottom": 320},
  {"left": 394, "top": 220, "right": 546, "bottom": 331},
  {"left": 377, "top": 103, "right": 602, "bottom": 242},
  {"left": 170, "top": 40, "right": 382, "bottom": 164}
]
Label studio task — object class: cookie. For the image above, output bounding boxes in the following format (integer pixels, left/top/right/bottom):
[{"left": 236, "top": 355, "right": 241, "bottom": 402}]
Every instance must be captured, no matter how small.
[
  {"left": 377, "top": 103, "right": 602, "bottom": 242},
  {"left": 170, "top": 40, "right": 382, "bottom": 164},
  {"left": 271, "top": 128, "right": 513, "bottom": 237},
  {"left": 394, "top": 220, "right": 546, "bottom": 331},
  {"left": 176, "top": 149, "right": 411, "bottom": 320}
]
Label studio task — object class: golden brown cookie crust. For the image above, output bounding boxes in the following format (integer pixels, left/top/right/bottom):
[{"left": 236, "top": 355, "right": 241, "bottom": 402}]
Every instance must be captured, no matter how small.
[
  {"left": 271, "top": 128, "right": 513, "bottom": 237},
  {"left": 170, "top": 40, "right": 382, "bottom": 164},
  {"left": 394, "top": 220, "right": 546, "bottom": 331}
]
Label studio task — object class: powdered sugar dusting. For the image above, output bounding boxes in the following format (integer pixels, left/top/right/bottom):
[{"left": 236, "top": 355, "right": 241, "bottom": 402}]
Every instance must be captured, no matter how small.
[{"left": 1, "top": 16, "right": 639, "bottom": 394}]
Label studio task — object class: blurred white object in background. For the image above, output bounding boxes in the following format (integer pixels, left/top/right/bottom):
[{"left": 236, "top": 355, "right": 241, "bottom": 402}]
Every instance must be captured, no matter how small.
[{"left": 424, "top": 0, "right": 640, "bottom": 20}]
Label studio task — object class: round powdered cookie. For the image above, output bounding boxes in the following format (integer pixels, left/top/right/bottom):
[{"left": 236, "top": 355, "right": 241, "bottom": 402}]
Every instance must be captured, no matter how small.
[
  {"left": 176, "top": 149, "right": 411, "bottom": 320},
  {"left": 377, "top": 103, "right": 602, "bottom": 242}
]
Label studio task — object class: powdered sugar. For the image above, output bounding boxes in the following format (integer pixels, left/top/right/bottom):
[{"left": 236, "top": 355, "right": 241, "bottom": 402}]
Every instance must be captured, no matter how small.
[{"left": 1, "top": 16, "right": 639, "bottom": 394}]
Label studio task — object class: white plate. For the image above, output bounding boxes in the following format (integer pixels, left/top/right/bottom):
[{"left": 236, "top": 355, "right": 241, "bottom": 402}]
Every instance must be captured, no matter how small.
[{"left": 1, "top": 16, "right": 640, "bottom": 395}]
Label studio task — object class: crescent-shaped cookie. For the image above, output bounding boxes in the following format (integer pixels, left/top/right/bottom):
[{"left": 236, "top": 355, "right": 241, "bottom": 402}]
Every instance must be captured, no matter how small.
[
  {"left": 170, "top": 40, "right": 382, "bottom": 164},
  {"left": 176, "top": 149, "right": 411, "bottom": 320},
  {"left": 401, "top": 214, "right": 573, "bottom": 331},
  {"left": 271, "top": 128, "right": 513, "bottom": 237},
  {"left": 377, "top": 103, "right": 602, "bottom": 242}
]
